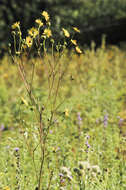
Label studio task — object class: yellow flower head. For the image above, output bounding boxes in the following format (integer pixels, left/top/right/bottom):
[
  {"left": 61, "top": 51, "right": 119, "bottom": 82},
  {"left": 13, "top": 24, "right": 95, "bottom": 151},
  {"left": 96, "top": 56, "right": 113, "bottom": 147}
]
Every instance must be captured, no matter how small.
[
  {"left": 42, "top": 11, "right": 50, "bottom": 21},
  {"left": 12, "top": 22, "right": 20, "bottom": 29},
  {"left": 28, "top": 27, "right": 39, "bottom": 38},
  {"left": 21, "top": 97, "right": 29, "bottom": 106},
  {"left": 65, "top": 108, "right": 69, "bottom": 117},
  {"left": 3, "top": 186, "right": 10, "bottom": 190},
  {"left": 26, "top": 36, "right": 33, "bottom": 48},
  {"left": 22, "top": 44, "right": 27, "bottom": 50},
  {"left": 35, "top": 19, "right": 43, "bottom": 27},
  {"left": 43, "top": 28, "right": 52, "bottom": 38},
  {"left": 73, "top": 27, "right": 80, "bottom": 33},
  {"left": 71, "top": 39, "right": 77, "bottom": 46},
  {"left": 62, "top": 28, "right": 70, "bottom": 38},
  {"left": 75, "top": 46, "right": 82, "bottom": 54}
]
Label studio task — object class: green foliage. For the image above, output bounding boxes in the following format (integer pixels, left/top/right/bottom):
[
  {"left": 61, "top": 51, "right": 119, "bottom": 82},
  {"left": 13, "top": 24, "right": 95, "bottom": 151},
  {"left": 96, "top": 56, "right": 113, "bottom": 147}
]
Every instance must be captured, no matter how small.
[
  {"left": 0, "top": 82, "right": 12, "bottom": 125},
  {"left": 0, "top": 43, "right": 126, "bottom": 189}
]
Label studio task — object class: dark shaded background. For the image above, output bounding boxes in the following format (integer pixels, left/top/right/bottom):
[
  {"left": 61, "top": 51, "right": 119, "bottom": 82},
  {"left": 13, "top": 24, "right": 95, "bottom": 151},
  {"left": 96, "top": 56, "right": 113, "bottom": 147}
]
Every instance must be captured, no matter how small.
[{"left": 1, "top": 0, "right": 126, "bottom": 55}]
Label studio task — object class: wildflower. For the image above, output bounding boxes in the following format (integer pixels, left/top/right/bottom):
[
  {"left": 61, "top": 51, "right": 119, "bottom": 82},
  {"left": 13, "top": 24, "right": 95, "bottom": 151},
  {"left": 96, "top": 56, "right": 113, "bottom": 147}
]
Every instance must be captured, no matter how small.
[
  {"left": 3, "top": 73, "right": 8, "bottom": 79},
  {"left": 35, "top": 19, "right": 43, "bottom": 27},
  {"left": 75, "top": 46, "right": 82, "bottom": 54},
  {"left": 85, "top": 141, "right": 90, "bottom": 149},
  {"left": 43, "top": 28, "right": 52, "bottom": 38},
  {"left": 77, "top": 112, "right": 82, "bottom": 125},
  {"left": 49, "top": 130, "right": 53, "bottom": 134},
  {"left": 65, "top": 108, "right": 69, "bottom": 117},
  {"left": 21, "top": 97, "right": 29, "bottom": 106},
  {"left": 14, "top": 147, "right": 19, "bottom": 152},
  {"left": 3, "top": 186, "right": 10, "bottom": 190},
  {"left": 25, "top": 36, "right": 33, "bottom": 48},
  {"left": 118, "top": 118, "right": 124, "bottom": 127},
  {"left": 62, "top": 28, "right": 70, "bottom": 38},
  {"left": 22, "top": 44, "right": 27, "bottom": 50},
  {"left": 85, "top": 134, "right": 90, "bottom": 150},
  {"left": 86, "top": 135, "right": 90, "bottom": 139},
  {"left": 103, "top": 114, "right": 108, "bottom": 127},
  {"left": 42, "top": 11, "right": 50, "bottom": 21},
  {"left": 60, "top": 178, "right": 66, "bottom": 187},
  {"left": 60, "top": 167, "right": 73, "bottom": 181},
  {"left": 59, "top": 173, "right": 64, "bottom": 177},
  {"left": 12, "top": 22, "right": 20, "bottom": 29},
  {"left": 73, "top": 27, "right": 80, "bottom": 33},
  {"left": 28, "top": 27, "right": 39, "bottom": 38},
  {"left": 71, "top": 39, "right": 77, "bottom": 46}
]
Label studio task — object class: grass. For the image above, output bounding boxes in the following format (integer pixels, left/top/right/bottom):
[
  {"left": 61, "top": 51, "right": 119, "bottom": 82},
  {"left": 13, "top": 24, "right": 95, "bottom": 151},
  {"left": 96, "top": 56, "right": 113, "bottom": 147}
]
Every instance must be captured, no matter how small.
[
  {"left": 0, "top": 11, "right": 126, "bottom": 190},
  {"left": 0, "top": 44, "right": 126, "bottom": 189}
]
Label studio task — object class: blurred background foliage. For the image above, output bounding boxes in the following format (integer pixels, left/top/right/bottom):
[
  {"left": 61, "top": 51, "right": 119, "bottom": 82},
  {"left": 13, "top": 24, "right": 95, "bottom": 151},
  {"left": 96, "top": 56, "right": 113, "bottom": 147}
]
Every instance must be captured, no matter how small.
[{"left": 1, "top": 0, "right": 126, "bottom": 55}]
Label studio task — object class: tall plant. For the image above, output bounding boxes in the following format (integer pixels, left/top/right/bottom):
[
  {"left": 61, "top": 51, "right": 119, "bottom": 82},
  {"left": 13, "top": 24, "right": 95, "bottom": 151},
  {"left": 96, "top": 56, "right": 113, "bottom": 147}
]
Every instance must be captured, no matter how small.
[{"left": 10, "top": 11, "right": 82, "bottom": 189}]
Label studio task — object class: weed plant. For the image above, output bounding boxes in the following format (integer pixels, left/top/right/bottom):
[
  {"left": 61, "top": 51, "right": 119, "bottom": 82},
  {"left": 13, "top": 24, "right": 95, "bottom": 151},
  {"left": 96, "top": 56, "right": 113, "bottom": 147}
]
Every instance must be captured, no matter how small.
[{"left": 0, "top": 11, "right": 126, "bottom": 190}]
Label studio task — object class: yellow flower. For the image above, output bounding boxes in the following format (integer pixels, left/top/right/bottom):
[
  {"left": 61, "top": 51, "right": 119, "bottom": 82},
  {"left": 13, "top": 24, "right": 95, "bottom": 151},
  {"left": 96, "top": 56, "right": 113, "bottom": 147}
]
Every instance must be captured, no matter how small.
[
  {"left": 65, "top": 108, "right": 69, "bottom": 117},
  {"left": 3, "top": 73, "right": 8, "bottom": 79},
  {"left": 73, "top": 27, "right": 80, "bottom": 33},
  {"left": 62, "top": 28, "right": 70, "bottom": 38},
  {"left": 42, "top": 11, "right": 50, "bottom": 21},
  {"left": 35, "top": 19, "right": 43, "bottom": 27},
  {"left": 71, "top": 39, "right": 77, "bottom": 46},
  {"left": 12, "top": 22, "right": 20, "bottom": 29},
  {"left": 25, "top": 36, "right": 33, "bottom": 48},
  {"left": 43, "top": 28, "right": 52, "bottom": 38},
  {"left": 75, "top": 46, "right": 82, "bottom": 54},
  {"left": 21, "top": 97, "right": 29, "bottom": 106},
  {"left": 22, "top": 44, "right": 27, "bottom": 50},
  {"left": 3, "top": 186, "right": 10, "bottom": 190},
  {"left": 28, "top": 27, "right": 39, "bottom": 38}
]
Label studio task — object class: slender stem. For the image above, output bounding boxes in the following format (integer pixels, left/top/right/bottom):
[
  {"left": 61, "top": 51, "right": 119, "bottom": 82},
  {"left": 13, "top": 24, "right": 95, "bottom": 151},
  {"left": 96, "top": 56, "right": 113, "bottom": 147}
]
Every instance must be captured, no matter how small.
[
  {"left": 13, "top": 34, "right": 17, "bottom": 53},
  {"left": 30, "top": 61, "right": 35, "bottom": 92},
  {"left": 47, "top": 171, "right": 53, "bottom": 190},
  {"left": 38, "top": 138, "right": 46, "bottom": 190}
]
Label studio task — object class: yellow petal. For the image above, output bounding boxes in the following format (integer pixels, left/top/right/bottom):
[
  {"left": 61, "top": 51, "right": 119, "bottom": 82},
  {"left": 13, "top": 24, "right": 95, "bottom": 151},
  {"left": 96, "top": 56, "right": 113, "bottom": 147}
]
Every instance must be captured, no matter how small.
[
  {"left": 73, "top": 27, "right": 80, "bottom": 33},
  {"left": 71, "top": 39, "right": 77, "bottom": 46},
  {"left": 35, "top": 19, "right": 43, "bottom": 27},
  {"left": 12, "top": 22, "right": 20, "bottom": 29},
  {"left": 65, "top": 108, "right": 69, "bottom": 116},
  {"left": 43, "top": 28, "right": 52, "bottom": 38},
  {"left": 42, "top": 11, "right": 50, "bottom": 21},
  {"left": 75, "top": 46, "right": 82, "bottom": 54},
  {"left": 21, "top": 97, "right": 28, "bottom": 106},
  {"left": 62, "top": 28, "right": 70, "bottom": 38},
  {"left": 25, "top": 36, "right": 33, "bottom": 48}
]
